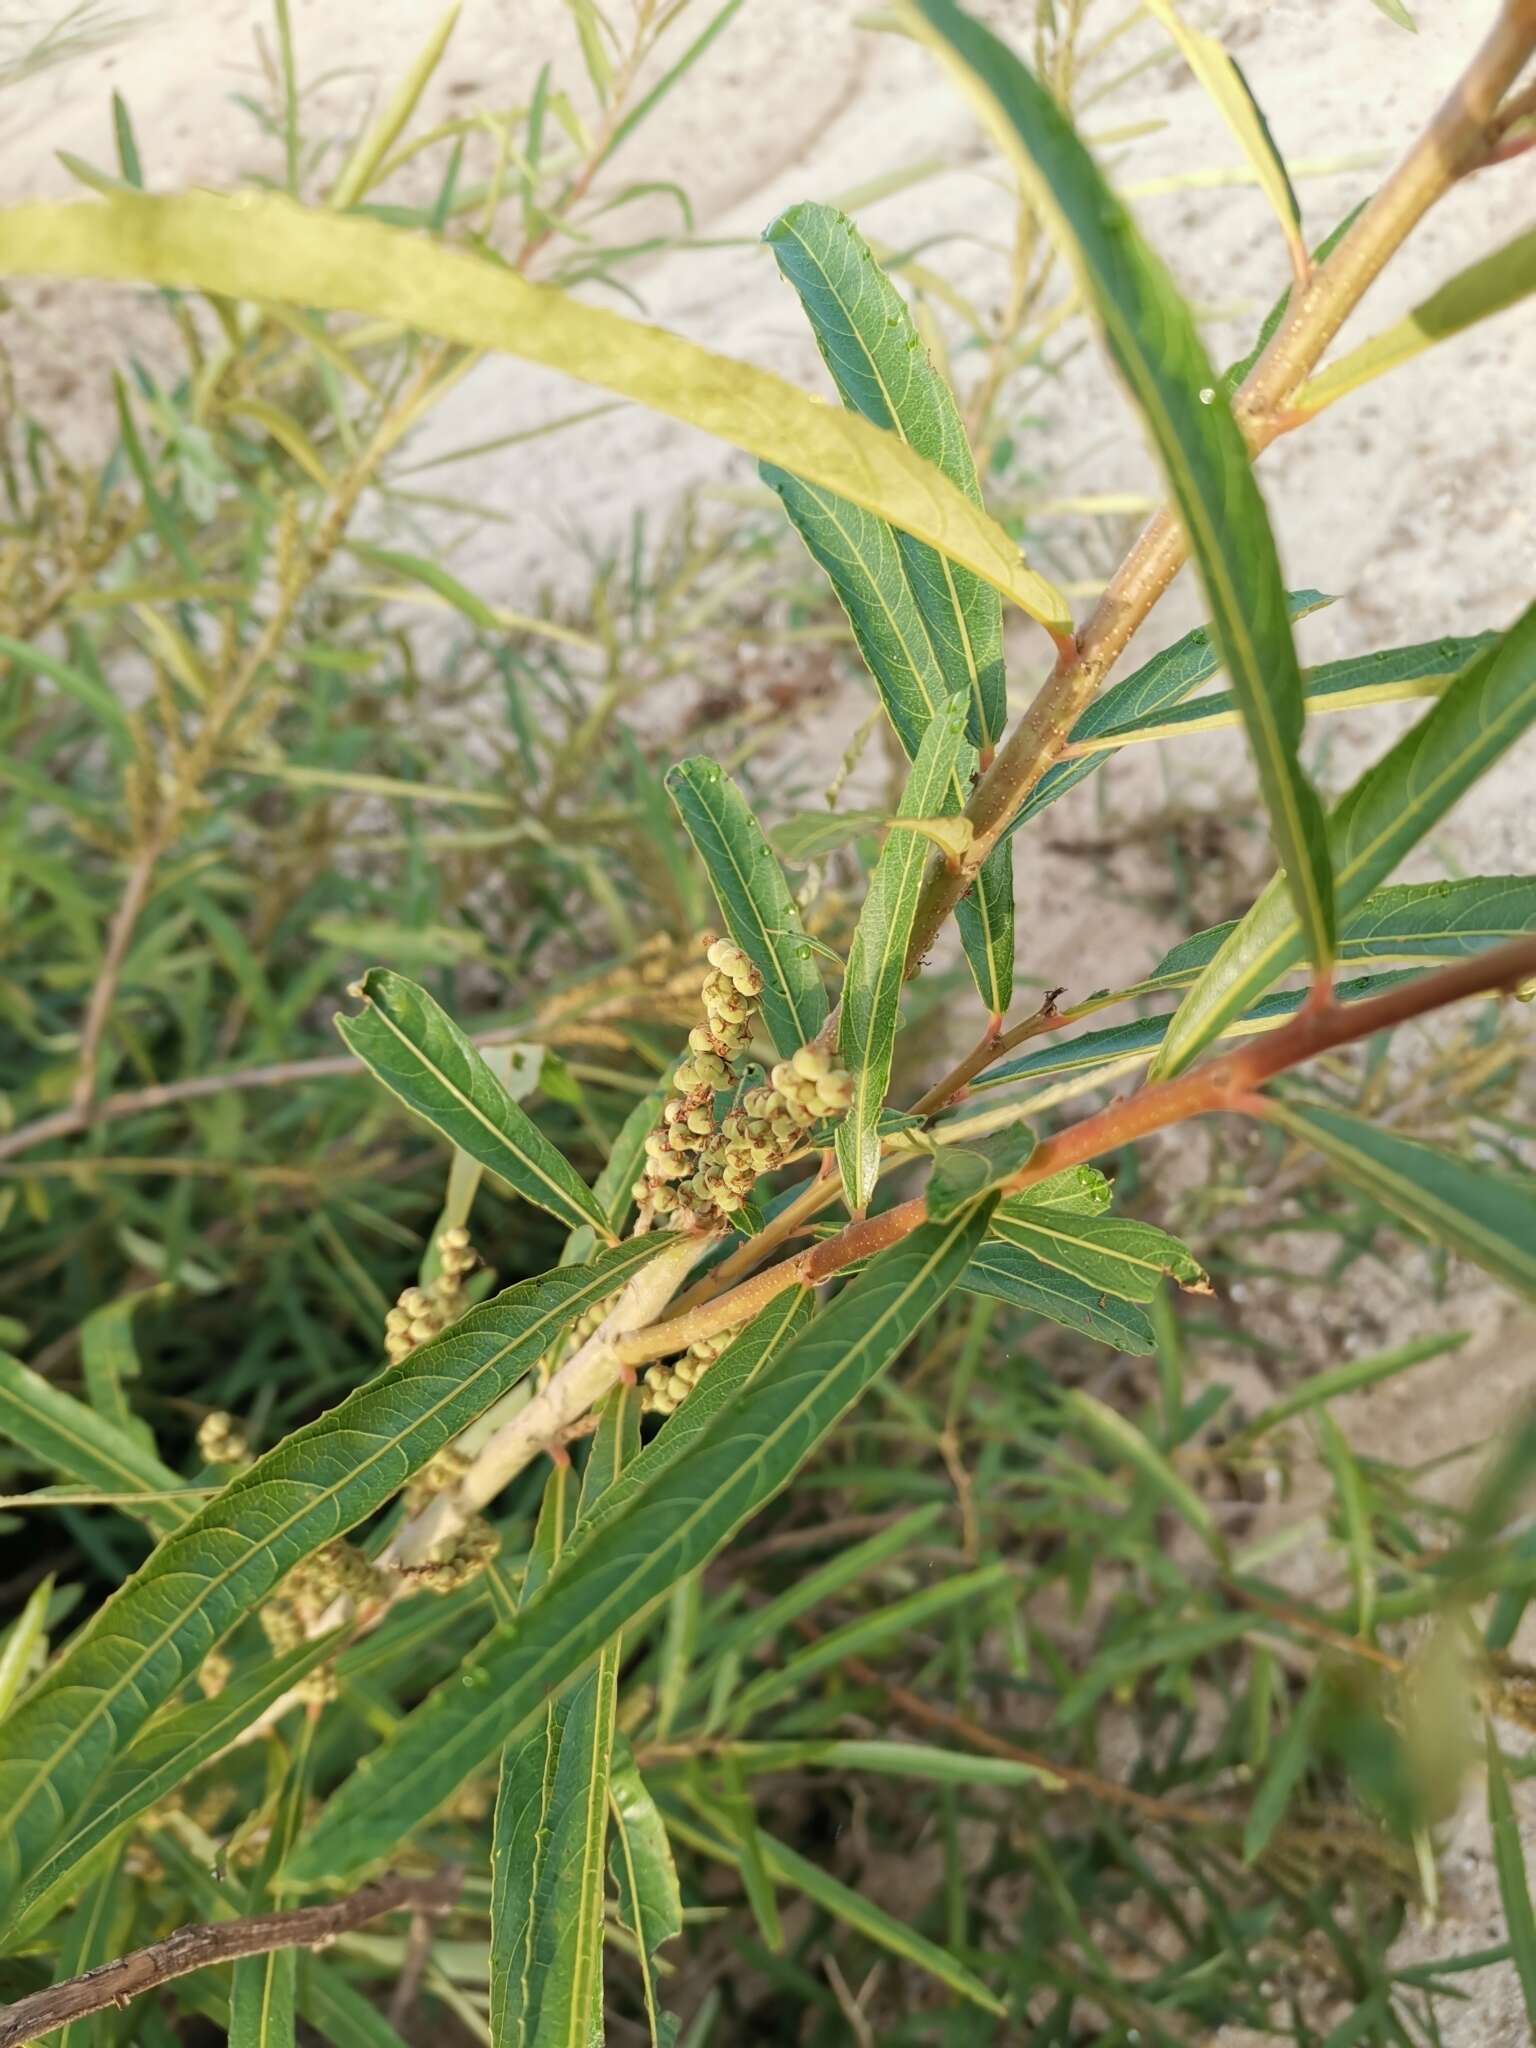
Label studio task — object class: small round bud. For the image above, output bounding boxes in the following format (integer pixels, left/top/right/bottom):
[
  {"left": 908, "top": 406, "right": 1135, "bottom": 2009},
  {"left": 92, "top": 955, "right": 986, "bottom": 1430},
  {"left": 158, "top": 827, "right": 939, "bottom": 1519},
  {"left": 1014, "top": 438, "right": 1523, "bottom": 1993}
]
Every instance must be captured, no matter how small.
[{"left": 792, "top": 1045, "right": 831, "bottom": 1080}]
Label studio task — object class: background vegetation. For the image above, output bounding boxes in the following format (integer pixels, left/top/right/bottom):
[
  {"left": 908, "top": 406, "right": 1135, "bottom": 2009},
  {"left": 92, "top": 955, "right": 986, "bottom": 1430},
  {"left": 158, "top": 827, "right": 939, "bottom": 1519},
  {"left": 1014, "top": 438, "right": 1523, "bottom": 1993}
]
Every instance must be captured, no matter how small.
[{"left": 1, "top": 1, "right": 1534, "bottom": 2043}]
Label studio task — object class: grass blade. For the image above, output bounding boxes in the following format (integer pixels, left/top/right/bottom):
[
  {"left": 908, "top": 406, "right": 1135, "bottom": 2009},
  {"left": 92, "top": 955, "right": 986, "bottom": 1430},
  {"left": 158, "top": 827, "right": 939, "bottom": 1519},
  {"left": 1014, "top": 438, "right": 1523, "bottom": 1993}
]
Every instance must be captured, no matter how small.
[
  {"left": 0, "top": 1237, "right": 665, "bottom": 1929},
  {"left": 1487, "top": 1725, "right": 1536, "bottom": 2028},
  {"left": 230, "top": 1715, "right": 315, "bottom": 2048},
  {"left": 337, "top": 968, "right": 611, "bottom": 1240},
  {"left": 1060, "top": 1389, "right": 1222, "bottom": 1559},
  {"left": 665, "top": 1794, "right": 1005, "bottom": 2016},
  {"left": 913, "top": 0, "right": 1334, "bottom": 966},
  {"left": 837, "top": 703, "right": 969, "bottom": 1207},
  {"left": 0, "top": 190, "right": 1072, "bottom": 634},
  {"left": 667, "top": 759, "right": 827, "bottom": 1057},
  {"left": 1143, "top": 0, "right": 1304, "bottom": 276},
  {"left": 329, "top": 6, "right": 462, "bottom": 211},
  {"left": 285, "top": 1205, "right": 994, "bottom": 1884}
]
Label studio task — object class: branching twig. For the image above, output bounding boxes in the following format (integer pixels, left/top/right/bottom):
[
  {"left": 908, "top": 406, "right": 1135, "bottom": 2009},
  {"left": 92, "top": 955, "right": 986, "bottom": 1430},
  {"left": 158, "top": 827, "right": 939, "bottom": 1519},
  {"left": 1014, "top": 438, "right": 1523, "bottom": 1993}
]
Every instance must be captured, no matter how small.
[
  {"left": 614, "top": 936, "right": 1536, "bottom": 1370},
  {"left": 0, "top": 1867, "right": 462, "bottom": 2048},
  {"left": 900, "top": 0, "right": 1536, "bottom": 981}
]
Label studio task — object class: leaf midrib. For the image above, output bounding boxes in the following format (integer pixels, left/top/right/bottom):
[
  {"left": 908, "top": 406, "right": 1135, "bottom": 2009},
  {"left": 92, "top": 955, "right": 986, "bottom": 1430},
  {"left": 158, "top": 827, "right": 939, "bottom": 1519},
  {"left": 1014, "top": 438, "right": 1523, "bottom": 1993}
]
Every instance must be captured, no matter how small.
[
  {"left": 309, "top": 1211, "right": 980, "bottom": 1863},
  {"left": 361, "top": 991, "right": 604, "bottom": 1235},
  {"left": 0, "top": 1261, "right": 634, "bottom": 1878}
]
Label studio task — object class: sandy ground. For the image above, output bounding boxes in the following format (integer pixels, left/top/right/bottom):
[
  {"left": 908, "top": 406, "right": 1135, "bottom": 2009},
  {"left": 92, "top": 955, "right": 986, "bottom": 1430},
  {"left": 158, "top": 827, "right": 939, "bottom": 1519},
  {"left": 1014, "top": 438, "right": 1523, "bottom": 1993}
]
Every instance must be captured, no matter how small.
[{"left": 5, "top": 0, "right": 1536, "bottom": 2035}]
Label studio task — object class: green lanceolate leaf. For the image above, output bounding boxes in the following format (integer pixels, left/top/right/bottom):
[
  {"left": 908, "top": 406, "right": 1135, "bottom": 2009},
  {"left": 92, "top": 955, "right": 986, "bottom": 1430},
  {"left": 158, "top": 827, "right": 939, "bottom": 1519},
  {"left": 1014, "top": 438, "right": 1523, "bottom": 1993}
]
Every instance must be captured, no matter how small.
[
  {"left": 764, "top": 205, "right": 1017, "bottom": 1014},
  {"left": 230, "top": 1714, "right": 315, "bottom": 2048},
  {"left": 765, "top": 201, "right": 1009, "bottom": 747},
  {"left": 78, "top": 1285, "right": 169, "bottom": 1452},
  {"left": 960, "top": 1242, "right": 1156, "bottom": 1352},
  {"left": 0, "top": 190, "right": 1070, "bottom": 632},
  {"left": 337, "top": 969, "right": 610, "bottom": 1239},
  {"left": 956, "top": 837, "right": 1015, "bottom": 1020},
  {"left": 1154, "top": 873, "right": 1536, "bottom": 984},
  {"left": 285, "top": 1206, "right": 994, "bottom": 1884},
  {"left": 0, "top": 1352, "right": 189, "bottom": 1535},
  {"left": 608, "top": 1744, "right": 682, "bottom": 2047},
  {"left": 11, "top": 1633, "right": 344, "bottom": 1943},
  {"left": 666, "top": 759, "right": 827, "bottom": 1057},
  {"left": 1260, "top": 1098, "right": 1536, "bottom": 1300},
  {"left": 0, "top": 1580, "right": 52, "bottom": 1725},
  {"left": 1064, "top": 629, "right": 1495, "bottom": 758},
  {"left": 966, "top": 972, "right": 1410, "bottom": 1104},
  {"left": 764, "top": 472, "right": 1017, "bottom": 1017},
  {"left": 1301, "top": 226, "right": 1535, "bottom": 414},
  {"left": 491, "top": 1397, "right": 634, "bottom": 2047},
  {"left": 1014, "top": 593, "right": 1333, "bottom": 827},
  {"left": 914, "top": 0, "right": 1334, "bottom": 965},
  {"left": 1154, "top": 601, "right": 1536, "bottom": 1075},
  {"left": 926, "top": 1124, "right": 1036, "bottom": 1221},
  {"left": 990, "top": 1204, "right": 1209, "bottom": 1302},
  {"left": 838, "top": 704, "right": 970, "bottom": 1207},
  {"left": 762, "top": 471, "right": 956, "bottom": 759},
  {"left": 1487, "top": 1726, "right": 1536, "bottom": 2027},
  {"left": 0, "top": 1237, "right": 665, "bottom": 1929}
]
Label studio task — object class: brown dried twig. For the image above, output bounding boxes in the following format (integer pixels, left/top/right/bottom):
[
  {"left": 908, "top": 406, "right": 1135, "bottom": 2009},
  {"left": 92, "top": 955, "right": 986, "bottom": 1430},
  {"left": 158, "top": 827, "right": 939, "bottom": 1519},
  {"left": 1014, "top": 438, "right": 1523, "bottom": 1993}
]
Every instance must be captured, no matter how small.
[{"left": 0, "top": 1868, "right": 462, "bottom": 2048}]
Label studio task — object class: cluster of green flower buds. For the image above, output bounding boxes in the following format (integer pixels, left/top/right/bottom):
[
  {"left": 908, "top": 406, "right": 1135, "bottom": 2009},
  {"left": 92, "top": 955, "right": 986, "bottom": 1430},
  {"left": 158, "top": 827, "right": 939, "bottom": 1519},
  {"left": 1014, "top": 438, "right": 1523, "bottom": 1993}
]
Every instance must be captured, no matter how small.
[
  {"left": 636, "top": 938, "right": 763, "bottom": 1225},
  {"left": 196, "top": 1410, "right": 249, "bottom": 1467},
  {"left": 637, "top": 939, "right": 852, "bottom": 1231},
  {"left": 384, "top": 1226, "right": 476, "bottom": 1364},
  {"left": 402, "top": 1443, "right": 472, "bottom": 1517},
  {"left": 641, "top": 1324, "right": 739, "bottom": 1416},
  {"left": 260, "top": 1539, "right": 382, "bottom": 1656},
  {"left": 402, "top": 1514, "right": 500, "bottom": 1595}
]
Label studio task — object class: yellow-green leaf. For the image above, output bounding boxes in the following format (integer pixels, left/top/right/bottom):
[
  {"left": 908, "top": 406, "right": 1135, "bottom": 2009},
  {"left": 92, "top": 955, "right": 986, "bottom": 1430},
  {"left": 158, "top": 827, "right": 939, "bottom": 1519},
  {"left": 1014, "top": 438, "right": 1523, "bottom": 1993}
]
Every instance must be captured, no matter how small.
[{"left": 0, "top": 190, "right": 1071, "bottom": 635}]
